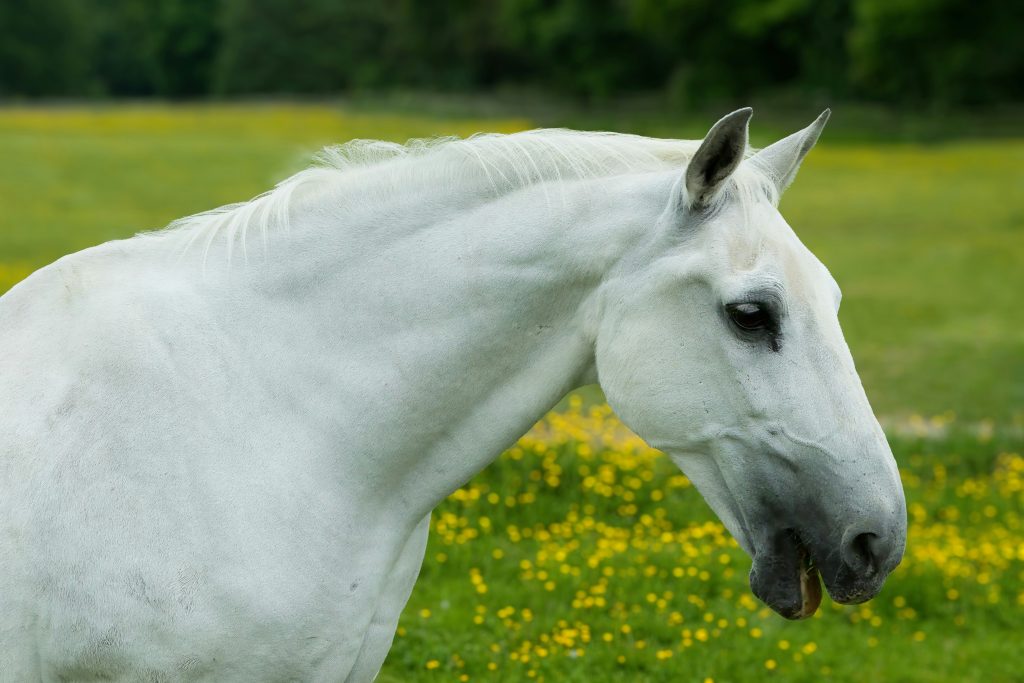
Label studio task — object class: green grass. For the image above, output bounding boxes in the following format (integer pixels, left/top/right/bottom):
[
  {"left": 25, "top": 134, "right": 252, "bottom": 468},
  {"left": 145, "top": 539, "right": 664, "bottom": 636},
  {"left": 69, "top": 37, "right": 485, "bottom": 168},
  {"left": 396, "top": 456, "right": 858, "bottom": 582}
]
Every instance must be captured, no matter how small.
[
  {"left": 377, "top": 406, "right": 1024, "bottom": 682},
  {"left": 1, "top": 103, "right": 1022, "bottom": 681}
]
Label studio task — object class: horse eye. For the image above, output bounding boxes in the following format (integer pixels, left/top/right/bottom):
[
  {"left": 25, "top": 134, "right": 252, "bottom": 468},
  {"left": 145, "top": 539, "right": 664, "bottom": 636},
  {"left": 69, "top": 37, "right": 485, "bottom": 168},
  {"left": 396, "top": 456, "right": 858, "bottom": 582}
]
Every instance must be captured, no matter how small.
[{"left": 726, "top": 302, "right": 772, "bottom": 332}]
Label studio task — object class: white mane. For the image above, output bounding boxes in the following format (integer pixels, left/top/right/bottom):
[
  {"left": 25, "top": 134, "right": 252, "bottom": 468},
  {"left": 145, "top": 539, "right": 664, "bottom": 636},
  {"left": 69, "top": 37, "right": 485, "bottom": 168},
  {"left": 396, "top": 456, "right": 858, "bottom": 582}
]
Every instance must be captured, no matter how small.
[{"left": 145, "top": 129, "right": 778, "bottom": 258}]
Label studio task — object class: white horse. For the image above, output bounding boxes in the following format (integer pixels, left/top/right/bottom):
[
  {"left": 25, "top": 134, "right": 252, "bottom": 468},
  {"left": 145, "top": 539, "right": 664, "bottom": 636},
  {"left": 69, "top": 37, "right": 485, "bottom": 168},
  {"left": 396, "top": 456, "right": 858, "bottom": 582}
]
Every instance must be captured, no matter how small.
[{"left": 0, "top": 109, "right": 905, "bottom": 681}]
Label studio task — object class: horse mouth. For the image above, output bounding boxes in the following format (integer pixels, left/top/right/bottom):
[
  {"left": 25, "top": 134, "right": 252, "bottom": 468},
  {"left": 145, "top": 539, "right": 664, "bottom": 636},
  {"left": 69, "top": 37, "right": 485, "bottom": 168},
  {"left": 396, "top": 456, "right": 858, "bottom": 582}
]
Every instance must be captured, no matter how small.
[
  {"left": 749, "top": 531, "right": 822, "bottom": 620},
  {"left": 796, "top": 543, "right": 823, "bottom": 619}
]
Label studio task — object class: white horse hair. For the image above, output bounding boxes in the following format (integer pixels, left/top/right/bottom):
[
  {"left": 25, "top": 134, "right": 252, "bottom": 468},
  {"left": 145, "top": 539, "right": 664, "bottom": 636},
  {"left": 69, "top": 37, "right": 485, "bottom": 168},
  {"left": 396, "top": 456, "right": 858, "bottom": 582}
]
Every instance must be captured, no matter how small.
[
  {"left": 0, "top": 109, "right": 905, "bottom": 681},
  {"left": 146, "top": 129, "right": 779, "bottom": 266}
]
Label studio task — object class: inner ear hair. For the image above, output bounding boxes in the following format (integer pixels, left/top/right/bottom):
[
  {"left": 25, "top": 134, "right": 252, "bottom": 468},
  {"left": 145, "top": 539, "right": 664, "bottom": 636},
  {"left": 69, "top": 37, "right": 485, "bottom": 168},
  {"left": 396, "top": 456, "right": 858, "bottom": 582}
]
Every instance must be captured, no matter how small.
[{"left": 685, "top": 107, "right": 752, "bottom": 209}]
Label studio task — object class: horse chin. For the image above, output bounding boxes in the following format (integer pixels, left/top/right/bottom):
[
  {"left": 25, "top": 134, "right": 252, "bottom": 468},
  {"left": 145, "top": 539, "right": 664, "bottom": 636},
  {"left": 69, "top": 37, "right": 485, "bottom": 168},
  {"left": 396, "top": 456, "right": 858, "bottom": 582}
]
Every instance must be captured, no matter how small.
[{"left": 749, "top": 534, "right": 822, "bottom": 620}]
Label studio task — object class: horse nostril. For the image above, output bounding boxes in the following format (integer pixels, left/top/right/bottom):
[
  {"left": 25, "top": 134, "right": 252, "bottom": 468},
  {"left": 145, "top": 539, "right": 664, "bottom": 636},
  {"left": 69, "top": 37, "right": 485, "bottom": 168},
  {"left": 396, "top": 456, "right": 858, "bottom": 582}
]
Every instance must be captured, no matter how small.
[
  {"left": 843, "top": 531, "right": 888, "bottom": 577},
  {"left": 854, "top": 533, "right": 879, "bottom": 574}
]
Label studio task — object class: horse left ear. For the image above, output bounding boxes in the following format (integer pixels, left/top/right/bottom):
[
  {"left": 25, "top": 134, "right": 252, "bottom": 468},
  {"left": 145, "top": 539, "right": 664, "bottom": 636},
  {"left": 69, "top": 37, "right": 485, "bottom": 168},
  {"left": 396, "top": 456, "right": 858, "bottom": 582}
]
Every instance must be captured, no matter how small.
[
  {"left": 750, "top": 109, "right": 831, "bottom": 198},
  {"left": 685, "top": 108, "right": 752, "bottom": 209}
]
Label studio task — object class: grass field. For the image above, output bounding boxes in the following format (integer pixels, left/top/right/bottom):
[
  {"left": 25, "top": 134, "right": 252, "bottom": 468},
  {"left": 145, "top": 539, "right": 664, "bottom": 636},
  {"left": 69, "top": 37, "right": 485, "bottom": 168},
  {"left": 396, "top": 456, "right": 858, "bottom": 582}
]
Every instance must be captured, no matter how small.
[
  {"left": 1, "top": 103, "right": 1022, "bottom": 681},
  {"left": 381, "top": 404, "right": 1024, "bottom": 682}
]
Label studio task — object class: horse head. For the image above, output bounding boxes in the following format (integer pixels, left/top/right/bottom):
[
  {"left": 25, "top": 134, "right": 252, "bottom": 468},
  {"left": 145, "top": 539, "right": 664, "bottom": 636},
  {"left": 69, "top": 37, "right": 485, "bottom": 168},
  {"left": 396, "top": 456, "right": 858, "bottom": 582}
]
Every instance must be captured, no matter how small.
[{"left": 594, "top": 109, "right": 907, "bottom": 618}]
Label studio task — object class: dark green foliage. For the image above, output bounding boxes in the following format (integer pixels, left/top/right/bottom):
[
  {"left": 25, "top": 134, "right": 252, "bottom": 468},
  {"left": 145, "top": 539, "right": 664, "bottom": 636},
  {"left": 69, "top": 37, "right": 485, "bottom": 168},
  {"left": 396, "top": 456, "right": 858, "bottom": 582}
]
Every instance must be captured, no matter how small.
[
  {"left": 153, "top": 0, "right": 222, "bottom": 97},
  {"left": 0, "top": 0, "right": 95, "bottom": 96},
  {"left": 89, "top": 0, "right": 161, "bottom": 96},
  {"left": 0, "top": 0, "right": 219, "bottom": 98},
  {"left": 217, "top": 0, "right": 512, "bottom": 93},
  {"left": 217, "top": 0, "right": 397, "bottom": 93},
  {"left": 0, "top": 0, "right": 1020, "bottom": 105},
  {"left": 849, "top": 0, "right": 1024, "bottom": 106},
  {"left": 494, "top": 0, "right": 663, "bottom": 99}
]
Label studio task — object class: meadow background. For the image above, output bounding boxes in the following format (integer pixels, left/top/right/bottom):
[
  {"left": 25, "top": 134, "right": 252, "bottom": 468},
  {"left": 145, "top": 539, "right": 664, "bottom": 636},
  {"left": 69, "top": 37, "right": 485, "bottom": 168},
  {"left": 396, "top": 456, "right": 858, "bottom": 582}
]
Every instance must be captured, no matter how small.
[{"left": 2, "top": 1, "right": 1023, "bottom": 681}]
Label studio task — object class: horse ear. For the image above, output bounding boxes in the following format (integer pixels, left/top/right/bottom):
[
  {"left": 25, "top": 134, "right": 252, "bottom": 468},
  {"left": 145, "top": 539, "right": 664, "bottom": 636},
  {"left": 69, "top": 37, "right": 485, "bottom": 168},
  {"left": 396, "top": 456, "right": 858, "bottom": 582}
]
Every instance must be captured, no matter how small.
[
  {"left": 750, "top": 109, "right": 831, "bottom": 198},
  {"left": 685, "top": 108, "right": 752, "bottom": 209}
]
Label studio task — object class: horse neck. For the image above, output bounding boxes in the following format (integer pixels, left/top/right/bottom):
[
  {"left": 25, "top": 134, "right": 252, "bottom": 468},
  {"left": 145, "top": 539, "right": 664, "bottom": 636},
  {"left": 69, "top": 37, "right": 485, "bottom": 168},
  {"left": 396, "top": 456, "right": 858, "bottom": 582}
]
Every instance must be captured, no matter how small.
[{"left": 197, "top": 169, "right": 674, "bottom": 520}]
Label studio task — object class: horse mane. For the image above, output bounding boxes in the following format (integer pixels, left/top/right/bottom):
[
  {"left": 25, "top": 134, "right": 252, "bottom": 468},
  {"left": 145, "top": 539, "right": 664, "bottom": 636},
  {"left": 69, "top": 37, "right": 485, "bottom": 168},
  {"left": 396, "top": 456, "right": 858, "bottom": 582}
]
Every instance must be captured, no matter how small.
[{"left": 143, "top": 129, "right": 778, "bottom": 258}]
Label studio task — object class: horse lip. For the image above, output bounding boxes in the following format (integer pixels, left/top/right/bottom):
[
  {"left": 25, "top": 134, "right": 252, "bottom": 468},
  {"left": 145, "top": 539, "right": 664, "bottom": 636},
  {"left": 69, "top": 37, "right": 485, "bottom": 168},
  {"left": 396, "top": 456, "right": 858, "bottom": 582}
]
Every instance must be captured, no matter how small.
[
  {"left": 749, "top": 530, "right": 822, "bottom": 620},
  {"left": 821, "top": 566, "right": 887, "bottom": 605}
]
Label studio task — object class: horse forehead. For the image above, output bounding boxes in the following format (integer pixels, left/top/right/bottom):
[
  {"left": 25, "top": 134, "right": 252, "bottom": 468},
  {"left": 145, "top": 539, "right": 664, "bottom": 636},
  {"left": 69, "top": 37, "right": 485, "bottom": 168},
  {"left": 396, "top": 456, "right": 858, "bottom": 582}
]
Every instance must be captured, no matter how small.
[
  {"left": 714, "top": 207, "right": 839, "bottom": 306},
  {"left": 777, "top": 237, "right": 834, "bottom": 296}
]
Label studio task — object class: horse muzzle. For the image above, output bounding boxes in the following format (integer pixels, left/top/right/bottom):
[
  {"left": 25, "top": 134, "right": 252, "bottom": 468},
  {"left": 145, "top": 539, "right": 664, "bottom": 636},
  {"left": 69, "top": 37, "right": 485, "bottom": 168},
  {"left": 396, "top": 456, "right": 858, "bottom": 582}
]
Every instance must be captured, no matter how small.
[{"left": 749, "top": 521, "right": 905, "bottom": 620}]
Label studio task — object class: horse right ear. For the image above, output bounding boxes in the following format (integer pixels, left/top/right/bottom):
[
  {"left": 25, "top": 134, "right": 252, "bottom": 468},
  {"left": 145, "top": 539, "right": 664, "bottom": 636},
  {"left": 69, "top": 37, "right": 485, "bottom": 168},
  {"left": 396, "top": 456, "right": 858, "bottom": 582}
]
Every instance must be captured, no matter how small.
[
  {"left": 684, "top": 108, "right": 753, "bottom": 209},
  {"left": 749, "top": 109, "right": 830, "bottom": 199}
]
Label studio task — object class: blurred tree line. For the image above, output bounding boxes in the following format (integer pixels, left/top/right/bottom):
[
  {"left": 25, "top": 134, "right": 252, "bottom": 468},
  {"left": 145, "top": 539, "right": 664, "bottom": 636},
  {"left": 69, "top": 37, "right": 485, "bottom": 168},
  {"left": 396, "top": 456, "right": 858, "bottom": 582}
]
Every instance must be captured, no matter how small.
[{"left": 1, "top": 0, "right": 1020, "bottom": 106}]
